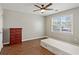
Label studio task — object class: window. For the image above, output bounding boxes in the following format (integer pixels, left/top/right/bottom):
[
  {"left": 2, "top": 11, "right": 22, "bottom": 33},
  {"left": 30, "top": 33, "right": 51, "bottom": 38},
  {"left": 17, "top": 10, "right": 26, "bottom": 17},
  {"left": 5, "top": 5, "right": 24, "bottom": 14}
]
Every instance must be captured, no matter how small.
[{"left": 51, "top": 15, "right": 73, "bottom": 33}]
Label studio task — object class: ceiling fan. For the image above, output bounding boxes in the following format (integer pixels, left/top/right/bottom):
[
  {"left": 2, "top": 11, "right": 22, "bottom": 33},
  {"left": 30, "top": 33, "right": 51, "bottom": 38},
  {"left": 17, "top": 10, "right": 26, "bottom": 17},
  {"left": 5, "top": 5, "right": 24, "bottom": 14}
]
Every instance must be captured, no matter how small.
[{"left": 33, "top": 3, "right": 54, "bottom": 13}]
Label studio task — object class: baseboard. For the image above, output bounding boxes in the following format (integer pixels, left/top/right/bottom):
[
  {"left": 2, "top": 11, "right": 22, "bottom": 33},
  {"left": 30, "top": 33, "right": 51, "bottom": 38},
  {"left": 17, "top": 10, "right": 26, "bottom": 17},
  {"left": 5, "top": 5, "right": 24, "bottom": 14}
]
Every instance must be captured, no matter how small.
[
  {"left": 0, "top": 48, "right": 1, "bottom": 52},
  {"left": 3, "top": 36, "right": 48, "bottom": 45},
  {"left": 22, "top": 36, "right": 47, "bottom": 42},
  {"left": 3, "top": 42, "right": 9, "bottom": 45},
  {"left": 0, "top": 47, "right": 1, "bottom": 52},
  {"left": 0, "top": 45, "right": 3, "bottom": 52}
]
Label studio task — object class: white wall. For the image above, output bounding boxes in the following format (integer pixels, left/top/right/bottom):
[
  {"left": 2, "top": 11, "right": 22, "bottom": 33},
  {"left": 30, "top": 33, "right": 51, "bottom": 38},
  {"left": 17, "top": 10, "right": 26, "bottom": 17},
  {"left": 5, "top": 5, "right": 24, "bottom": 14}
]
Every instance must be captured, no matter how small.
[
  {"left": 0, "top": 7, "right": 3, "bottom": 52},
  {"left": 3, "top": 9, "right": 45, "bottom": 43},
  {"left": 45, "top": 7, "right": 79, "bottom": 44}
]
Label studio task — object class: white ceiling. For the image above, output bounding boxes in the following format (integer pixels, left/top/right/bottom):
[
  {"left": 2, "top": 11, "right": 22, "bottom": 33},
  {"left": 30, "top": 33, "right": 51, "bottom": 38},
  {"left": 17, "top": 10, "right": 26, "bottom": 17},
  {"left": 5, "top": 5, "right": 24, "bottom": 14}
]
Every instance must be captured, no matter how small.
[{"left": 0, "top": 3, "right": 79, "bottom": 16}]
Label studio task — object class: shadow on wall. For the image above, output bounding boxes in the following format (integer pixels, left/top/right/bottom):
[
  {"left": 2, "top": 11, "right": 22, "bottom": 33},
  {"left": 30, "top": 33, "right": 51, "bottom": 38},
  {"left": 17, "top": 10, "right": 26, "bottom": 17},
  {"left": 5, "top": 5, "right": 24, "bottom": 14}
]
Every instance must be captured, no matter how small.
[{"left": 3, "top": 28, "right": 10, "bottom": 43}]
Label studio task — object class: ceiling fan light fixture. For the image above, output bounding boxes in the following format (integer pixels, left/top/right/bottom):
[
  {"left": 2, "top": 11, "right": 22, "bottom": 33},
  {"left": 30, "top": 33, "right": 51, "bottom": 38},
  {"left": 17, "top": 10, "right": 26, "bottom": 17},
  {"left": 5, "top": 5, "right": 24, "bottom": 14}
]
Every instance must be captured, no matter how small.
[
  {"left": 34, "top": 3, "right": 53, "bottom": 13},
  {"left": 40, "top": 9, "right": 46, "bottom": 13}
]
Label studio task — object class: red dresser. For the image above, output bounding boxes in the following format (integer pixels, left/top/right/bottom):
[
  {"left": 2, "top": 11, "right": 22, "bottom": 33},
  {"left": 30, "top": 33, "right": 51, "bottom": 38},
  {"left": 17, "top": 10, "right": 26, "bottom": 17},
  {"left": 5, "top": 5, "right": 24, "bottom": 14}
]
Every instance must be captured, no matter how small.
[{"left": 10, "top": 28, "right": 22, "bottom": 45}]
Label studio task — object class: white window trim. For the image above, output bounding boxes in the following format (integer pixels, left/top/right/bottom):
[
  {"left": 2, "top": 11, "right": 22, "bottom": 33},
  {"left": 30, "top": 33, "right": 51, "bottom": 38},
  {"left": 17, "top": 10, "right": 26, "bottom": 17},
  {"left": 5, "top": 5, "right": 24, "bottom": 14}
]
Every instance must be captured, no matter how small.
[{"left": 51, "top": 14, "right": 73, "bottom": 34}]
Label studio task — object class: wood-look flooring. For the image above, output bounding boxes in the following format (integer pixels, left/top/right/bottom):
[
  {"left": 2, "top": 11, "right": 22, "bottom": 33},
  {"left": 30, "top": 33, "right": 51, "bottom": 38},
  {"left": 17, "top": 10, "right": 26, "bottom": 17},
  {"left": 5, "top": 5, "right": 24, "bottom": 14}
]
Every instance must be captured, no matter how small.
[{"left": 0, "top": 39, "right": 55, "bottom": 55}]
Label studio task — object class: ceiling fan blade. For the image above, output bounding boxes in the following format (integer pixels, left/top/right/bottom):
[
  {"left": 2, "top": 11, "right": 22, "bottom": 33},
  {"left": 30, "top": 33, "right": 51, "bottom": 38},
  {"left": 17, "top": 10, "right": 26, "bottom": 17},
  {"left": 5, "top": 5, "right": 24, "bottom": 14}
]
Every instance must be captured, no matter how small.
[
  {"left": 44, "top": 3, "right": 52, "bottom": 8},
  {"left": 45, "top": 9, "right": 53, "bottom": 10},
  {"left": 34, "top": 5, "right": 41, "bottom": 9},
  {"left": 33, "top": 9, "right": 41, "bottom": 12}
]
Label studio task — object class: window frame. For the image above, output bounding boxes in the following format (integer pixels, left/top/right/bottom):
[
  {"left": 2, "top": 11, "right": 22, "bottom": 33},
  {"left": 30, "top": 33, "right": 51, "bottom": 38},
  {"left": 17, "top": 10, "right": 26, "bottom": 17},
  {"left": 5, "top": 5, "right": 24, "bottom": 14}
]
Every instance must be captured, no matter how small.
[{"left": 51, "top": 14, "right": 73, "bottom": 34}]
